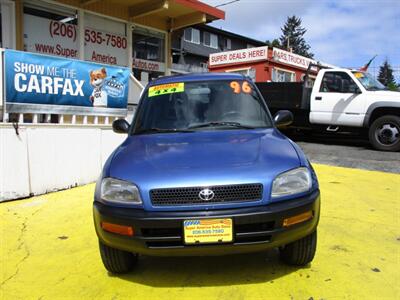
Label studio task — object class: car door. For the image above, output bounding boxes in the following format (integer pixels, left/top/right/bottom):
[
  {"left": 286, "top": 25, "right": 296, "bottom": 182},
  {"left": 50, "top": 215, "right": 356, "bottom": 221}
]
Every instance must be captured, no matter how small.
[{"left": 310, "top": 71, "right": 365, "bottom": 127}]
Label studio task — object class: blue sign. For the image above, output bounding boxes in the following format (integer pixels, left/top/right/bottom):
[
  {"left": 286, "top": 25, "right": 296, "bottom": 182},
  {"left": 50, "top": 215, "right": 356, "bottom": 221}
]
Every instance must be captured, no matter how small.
[{"left": 5, "top": 50, "right": 130, "bottom": 108}]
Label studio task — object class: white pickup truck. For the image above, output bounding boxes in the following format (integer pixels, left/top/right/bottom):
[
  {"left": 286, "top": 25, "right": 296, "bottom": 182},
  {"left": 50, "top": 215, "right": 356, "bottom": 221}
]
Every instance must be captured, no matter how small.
[{"left": 256, "top": 68, "right": 400, "bottom": 151}]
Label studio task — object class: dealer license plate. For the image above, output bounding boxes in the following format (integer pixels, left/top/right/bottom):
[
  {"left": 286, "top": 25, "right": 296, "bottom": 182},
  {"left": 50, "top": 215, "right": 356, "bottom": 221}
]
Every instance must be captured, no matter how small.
[{"left": 183, "top": 218, "right": 233, "bottom": 244}]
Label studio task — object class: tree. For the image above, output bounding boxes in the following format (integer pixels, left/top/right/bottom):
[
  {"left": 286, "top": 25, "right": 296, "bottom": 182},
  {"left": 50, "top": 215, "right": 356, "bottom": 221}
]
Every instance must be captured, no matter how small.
[
  {"left": 378, "top": 59, "right": 396, "bottom": 88},
  {"left": 279, "top": 16, "right": 314, "bottom": 58},
  {"left": 387, "top": 82, "right": 398, "bottom": 91},
  {"left": 265, "top": 38, "right": 281, "bottom": 48}
]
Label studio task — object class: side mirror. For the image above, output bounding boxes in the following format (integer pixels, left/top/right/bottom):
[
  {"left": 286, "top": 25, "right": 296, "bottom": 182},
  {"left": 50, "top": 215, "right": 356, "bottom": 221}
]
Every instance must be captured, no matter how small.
[
  {"left": 112, "top": 119, "right": 130, "bottom": 134},
  {"left": 348, "top": 86, "right": 362, "bottom": 94},
  {"left": 274, "top": 110, "right": 294, "bottom": 129}
]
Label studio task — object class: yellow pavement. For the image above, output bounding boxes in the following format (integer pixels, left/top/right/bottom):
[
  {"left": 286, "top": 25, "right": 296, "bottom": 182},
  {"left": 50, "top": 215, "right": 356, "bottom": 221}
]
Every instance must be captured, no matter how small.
[{"left": 1, "top": 164, "right": 399, "bottom": 300}]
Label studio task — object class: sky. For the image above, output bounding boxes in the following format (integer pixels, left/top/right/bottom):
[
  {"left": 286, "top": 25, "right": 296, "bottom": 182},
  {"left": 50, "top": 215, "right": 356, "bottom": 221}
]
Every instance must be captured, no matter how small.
[{"left": 202, "top": 0, "right": 400, "bottom": 82}]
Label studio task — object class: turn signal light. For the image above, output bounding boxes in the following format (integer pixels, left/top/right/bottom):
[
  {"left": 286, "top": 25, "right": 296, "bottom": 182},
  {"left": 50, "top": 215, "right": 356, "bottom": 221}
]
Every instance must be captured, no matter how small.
[
  {"left": 283, "top": 211, "right": 313, "bottom": 227},
  {"left": 101, "top": 222, "right": 134, "bottom": 236}
]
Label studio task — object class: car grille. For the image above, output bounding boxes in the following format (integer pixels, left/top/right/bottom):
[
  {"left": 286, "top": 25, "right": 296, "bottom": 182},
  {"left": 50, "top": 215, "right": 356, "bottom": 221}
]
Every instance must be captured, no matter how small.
[{"left": 150, "top": 183, "right": 263, "bottom": 206}]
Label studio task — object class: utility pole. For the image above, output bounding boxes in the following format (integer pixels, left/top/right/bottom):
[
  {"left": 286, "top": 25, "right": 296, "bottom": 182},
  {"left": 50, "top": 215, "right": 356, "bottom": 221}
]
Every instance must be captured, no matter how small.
[
  {"left": 287, "top": 34, "right": 292, "bottom": 52},
  {"left": 286, "top": 35, "right": 290, "bottom": 51}
]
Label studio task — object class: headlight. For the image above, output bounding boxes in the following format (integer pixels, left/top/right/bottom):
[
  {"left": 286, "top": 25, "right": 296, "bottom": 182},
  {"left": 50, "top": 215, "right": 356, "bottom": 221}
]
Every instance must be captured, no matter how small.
[
  {"left": 101, "top": 178, "right": 142, "bottom": 204},
  {"left": 271, "top": 167, "right": 312, "bottom": 198}
]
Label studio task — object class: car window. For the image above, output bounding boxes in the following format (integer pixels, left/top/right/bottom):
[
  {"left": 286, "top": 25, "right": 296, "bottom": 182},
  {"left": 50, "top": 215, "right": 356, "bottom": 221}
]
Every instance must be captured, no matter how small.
[
  {"left": 352, "top": 71, "right": 386, "bottom": 91},
  {"left": 132, "top": 79, "right": 273, "bottom": 134},
  {"left": 320, "top": 72, "right": 359, "bottom": 93}
]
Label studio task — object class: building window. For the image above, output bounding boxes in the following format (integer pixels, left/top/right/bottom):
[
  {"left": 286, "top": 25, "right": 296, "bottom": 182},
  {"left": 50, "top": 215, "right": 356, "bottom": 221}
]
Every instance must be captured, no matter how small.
[
  {"left": 203, "top": 31, "right": 218, "bottom": 49},
  {"left": 85, "top": 13, "right": 128, "bottom": 66},
  {"left": 133, "top": 26, "right": 165, "bottom": 62},
  {"left": 225, "top": 68, "right": 256, "bottom": 81},
  {"left": 23, "top": 2, "right": 78, "bottom": 59},
  {"left": 132, "top": 26, "right": 166, "bottom": 83},
  {"left": 301, "top": 74, "right": 315, "bottom": 88},
  {"left": 24, "top": 3, "right": 78, "bottom": 25},
  {"left": 225, "top": 38, "right": 231, "bottom": 50},
  {"left": 272, "top": 68, "right": 295, "bottom": 82},
  {"left": 184, "top": 27, "right": 200, "bottom": 44},
  {"left": 247, "top": 44, "right": 254, "bottom": 48}
]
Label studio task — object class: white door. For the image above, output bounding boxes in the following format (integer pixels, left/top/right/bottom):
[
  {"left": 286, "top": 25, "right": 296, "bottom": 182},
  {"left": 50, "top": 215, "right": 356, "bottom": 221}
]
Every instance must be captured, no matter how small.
[
  {"left": 0, "top": 1, "right": 16, "bottom": 49},
  {"left": 310, "top": 71, "right": 366, "bottom": 127}
]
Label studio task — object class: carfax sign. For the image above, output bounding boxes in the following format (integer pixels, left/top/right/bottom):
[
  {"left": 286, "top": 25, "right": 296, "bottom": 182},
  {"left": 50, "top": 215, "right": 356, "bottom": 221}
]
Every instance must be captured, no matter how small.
[{"left": 4, "top": 50, "right": 130, "bottom": 108}]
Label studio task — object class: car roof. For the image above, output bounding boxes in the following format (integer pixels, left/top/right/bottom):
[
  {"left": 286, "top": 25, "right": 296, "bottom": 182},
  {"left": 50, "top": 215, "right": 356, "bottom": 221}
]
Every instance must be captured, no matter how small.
[{"left": 148, "top": 72, "right": 246, "bottom": 86}]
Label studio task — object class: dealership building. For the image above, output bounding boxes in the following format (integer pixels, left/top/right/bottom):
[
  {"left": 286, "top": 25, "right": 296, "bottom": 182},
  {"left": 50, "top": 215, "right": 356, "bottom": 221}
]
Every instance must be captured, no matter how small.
[{"left": 209, "top": 46, "right": 335, "bottom": 84}]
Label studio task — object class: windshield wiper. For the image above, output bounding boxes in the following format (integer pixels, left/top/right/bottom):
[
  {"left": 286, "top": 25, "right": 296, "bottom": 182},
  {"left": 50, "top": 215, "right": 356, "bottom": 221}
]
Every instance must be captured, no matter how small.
[
  {"left": 135, "top": 122, "right": 256, "bottom": 134},
  {"left": 135, "top": 127, "right": 194, "bottom": 134},
  {"left": 188, "top": 121, "right": 255, "bottom": 130}
]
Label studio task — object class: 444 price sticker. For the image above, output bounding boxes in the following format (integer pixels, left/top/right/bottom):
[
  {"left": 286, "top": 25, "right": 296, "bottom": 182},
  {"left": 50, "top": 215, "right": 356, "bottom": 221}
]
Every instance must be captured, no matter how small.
[{"left": 148, "top": 82, "right": 184, "bottom": 97}]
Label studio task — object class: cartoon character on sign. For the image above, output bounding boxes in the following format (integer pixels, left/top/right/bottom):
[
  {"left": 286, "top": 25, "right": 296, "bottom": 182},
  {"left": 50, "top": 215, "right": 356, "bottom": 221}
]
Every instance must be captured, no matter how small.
[{"left": 89, "top": 68, "right": 108, "bottom": 107}]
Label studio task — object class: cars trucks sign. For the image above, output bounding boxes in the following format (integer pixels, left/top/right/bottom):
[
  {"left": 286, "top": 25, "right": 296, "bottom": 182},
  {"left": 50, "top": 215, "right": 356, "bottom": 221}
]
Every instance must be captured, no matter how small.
[
  {"left": 272, "top": 47, "right": 317, "bottom": 70},
  {"left": 209, "top": 46, "right": 268, "bottom": 67},
  {"left": 4, "top": 50, "right": 130, "bottom": 108}
]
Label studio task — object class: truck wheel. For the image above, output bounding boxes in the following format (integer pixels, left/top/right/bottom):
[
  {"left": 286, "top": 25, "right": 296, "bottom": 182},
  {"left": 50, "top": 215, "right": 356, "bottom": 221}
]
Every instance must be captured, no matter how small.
[
  {"left": 369, "top": 115, "right": 400, "bottom": 152},
  {"left": 279, "top": 231, "right": 317, "bottom": 266},
  {"left": 99, "top": 241, "right": 138, "bottom": 274}
]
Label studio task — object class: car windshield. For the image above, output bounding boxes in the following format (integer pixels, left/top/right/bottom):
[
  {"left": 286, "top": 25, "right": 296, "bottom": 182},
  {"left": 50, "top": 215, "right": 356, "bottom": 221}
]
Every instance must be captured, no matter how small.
[
  {"left": 352, "top": 71, "right": 387, "bottom": 91},
  {"left": 132, "top": 79, "right": 273, "bottom": 134}
]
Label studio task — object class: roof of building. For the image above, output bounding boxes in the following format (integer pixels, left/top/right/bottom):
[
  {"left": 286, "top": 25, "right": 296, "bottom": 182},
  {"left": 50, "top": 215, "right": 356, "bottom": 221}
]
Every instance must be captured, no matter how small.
[
  {"left": 196, "top": 24, "right": 266, "bottom": 47},
  {"left": 67, "top": 0, "right": 225, "bottom": 31},
  {"left": 149, "top": 72, "right": 245, "bottom": 86},
  {"left": 181, "top": 41, "right": 222, "bottom": 58},
  {"left": 175, "top": 0, "right": 225, "bottom": 20}
]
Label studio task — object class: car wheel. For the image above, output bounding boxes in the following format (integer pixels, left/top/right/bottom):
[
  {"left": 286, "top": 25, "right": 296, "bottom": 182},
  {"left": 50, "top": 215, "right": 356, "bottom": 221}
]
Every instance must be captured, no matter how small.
[
  {"left": 99, "top": 241, "right": 138, "bottom": 274},
  {"left": 279, "top": 230, "right": 317, "bottom": 266},
  {"left": 369, "top": 115, "right": 400, "bottom": 152}
]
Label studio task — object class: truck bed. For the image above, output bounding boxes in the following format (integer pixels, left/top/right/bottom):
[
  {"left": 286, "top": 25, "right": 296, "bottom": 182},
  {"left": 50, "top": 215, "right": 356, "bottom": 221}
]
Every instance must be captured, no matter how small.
[
  {"left": 256, "top": 82, "right": 307, "bottom": 109},
  {"left": 256, "top": 82, "right": 312, "bottom": 127}
]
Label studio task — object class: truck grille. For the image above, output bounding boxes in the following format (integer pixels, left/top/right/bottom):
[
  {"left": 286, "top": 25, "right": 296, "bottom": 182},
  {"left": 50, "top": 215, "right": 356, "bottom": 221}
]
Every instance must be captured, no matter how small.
[{"left": 150, "top": 183, "right": 263, "bottom": 206}]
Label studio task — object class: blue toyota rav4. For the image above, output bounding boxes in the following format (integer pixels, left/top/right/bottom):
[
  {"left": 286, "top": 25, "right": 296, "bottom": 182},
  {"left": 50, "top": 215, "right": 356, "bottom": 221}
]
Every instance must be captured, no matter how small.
[{"left": 93, "top": 73, "right": 320, "bottom": 273}]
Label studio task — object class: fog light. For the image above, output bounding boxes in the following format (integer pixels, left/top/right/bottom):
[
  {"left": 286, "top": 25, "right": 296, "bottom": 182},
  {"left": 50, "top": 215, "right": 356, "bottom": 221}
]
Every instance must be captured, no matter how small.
[
  {"left": 283, "top": 211, "right": 313, "bottom": 227},
  {"left": 101, "top": 222, "right": 134, "bottom": 236}
]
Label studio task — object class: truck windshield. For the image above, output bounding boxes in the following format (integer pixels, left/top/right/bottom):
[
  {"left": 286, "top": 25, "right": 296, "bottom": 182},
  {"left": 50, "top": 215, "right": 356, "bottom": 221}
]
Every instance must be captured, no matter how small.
[
  {"left": 352, "top": 71, "right": 387, "bottom": 91},
  {"left": 132, "top": 79, "right": 272, "bottom": 134}
]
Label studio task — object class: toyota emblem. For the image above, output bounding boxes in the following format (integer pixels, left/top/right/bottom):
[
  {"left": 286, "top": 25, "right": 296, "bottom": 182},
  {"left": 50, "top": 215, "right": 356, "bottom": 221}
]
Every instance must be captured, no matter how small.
[{"left": 199, "top": 188, "right": 215, "bottom": 201}]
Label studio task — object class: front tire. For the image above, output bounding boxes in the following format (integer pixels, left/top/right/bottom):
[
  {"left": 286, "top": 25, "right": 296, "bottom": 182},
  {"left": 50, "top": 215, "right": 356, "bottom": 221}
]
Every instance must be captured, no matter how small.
[
  {"left": 368, "top": 115, "right": 400, "bottom": 152},
  {"left": 279, "top": 231, "right": 317, "bottom": 266},
  {"left": 99, "top": 241, "right": 138, "bottom": 274}
]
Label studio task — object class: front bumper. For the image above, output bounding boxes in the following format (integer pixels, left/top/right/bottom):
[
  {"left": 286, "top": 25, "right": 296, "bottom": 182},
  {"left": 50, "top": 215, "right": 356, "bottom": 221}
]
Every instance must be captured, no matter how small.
[{"left": 93, "top": 190, "right": 320, "bottom": 256}]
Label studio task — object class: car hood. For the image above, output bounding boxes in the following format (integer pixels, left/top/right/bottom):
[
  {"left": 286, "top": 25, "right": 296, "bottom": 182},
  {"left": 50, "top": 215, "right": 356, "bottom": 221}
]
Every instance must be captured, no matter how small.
[
  {"left": 107, "top": 128, "right": 301, "bottom": 211},
  {"left": 365, "top": 90, "right": 400, "bottom": 102}
]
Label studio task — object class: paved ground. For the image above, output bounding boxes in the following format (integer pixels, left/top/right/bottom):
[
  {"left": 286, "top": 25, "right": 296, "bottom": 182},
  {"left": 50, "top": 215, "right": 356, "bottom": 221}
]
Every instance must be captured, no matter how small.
[
  {"left": 288, "top": 133, "right": 400, "bottom": 174},
  {"left": 1, "top": 164, "right": 399, "bottom": 300}
]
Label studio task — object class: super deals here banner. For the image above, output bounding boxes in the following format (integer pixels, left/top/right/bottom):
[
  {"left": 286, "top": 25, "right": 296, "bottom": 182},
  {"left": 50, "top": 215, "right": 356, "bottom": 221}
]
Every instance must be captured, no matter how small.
[{"left": 5, "top": 50, "right": 130, "bottom": 108}]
